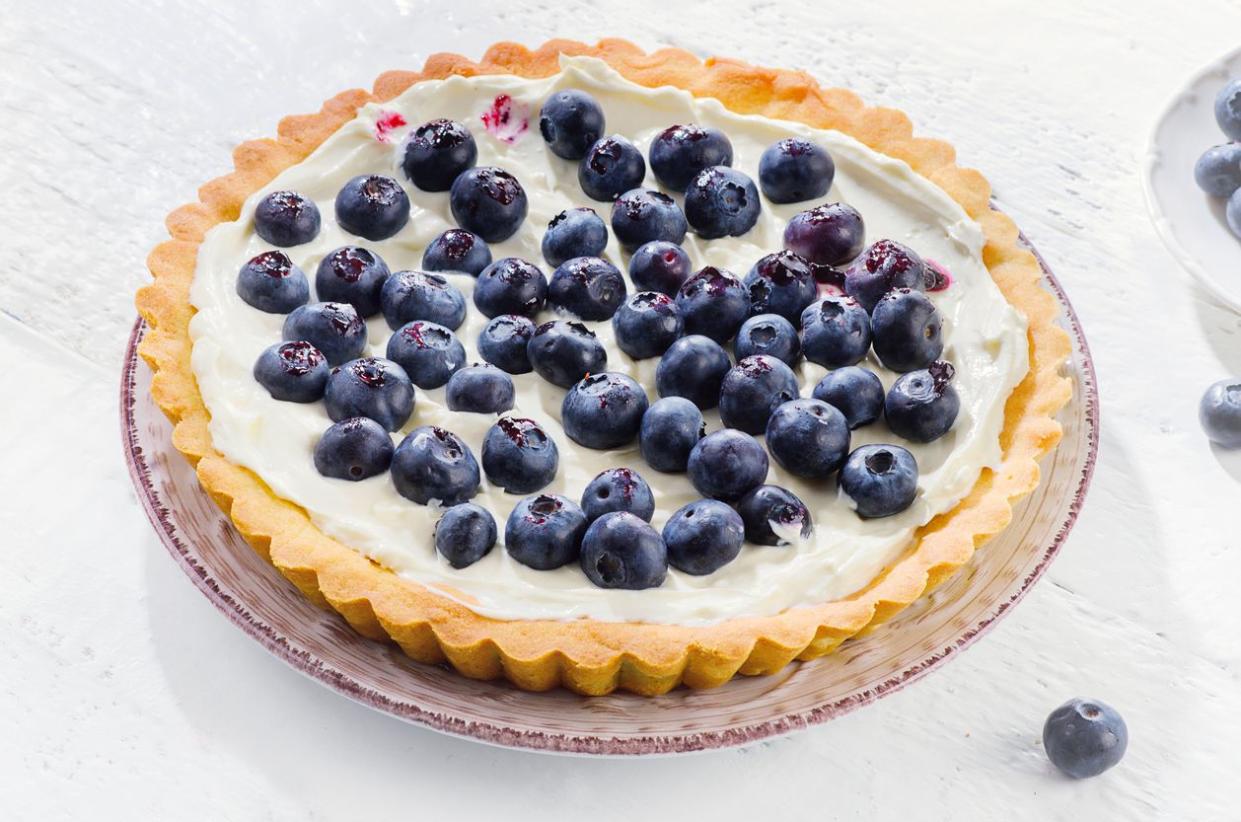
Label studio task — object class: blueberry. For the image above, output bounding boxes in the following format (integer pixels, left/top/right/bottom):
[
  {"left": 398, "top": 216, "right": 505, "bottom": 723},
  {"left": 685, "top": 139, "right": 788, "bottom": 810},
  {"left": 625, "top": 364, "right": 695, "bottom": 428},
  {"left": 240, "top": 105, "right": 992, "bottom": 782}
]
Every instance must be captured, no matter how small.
[
  {"left": 445, "top": 363, "right": 515, "bottom": 413},
  {"left": 282, "top": 302, "right": 366, "bottom": 366},
  {"left": 314, "top": 417, "right": 394, "bottom": 481},
  {"left": 612, "top": 291, "right": 682, "bottom": 359},
  {"left": 845, "top": 239, "right": 927, "bottom": 313},
  {"left": 473, "top": 257, "right": 547, "bottom": 318},
  {"left": 561, "top": 372, "right": 649, "bottom": 449},
  {"left": 684, "top": 166, "right": 761, "bottom": 239},
  {"left": 718, "top": 355, "right": 800, "bottom": 434},
  {"left": 391, "top": 426, "right": 480, "bottom": 506},
  {"left": 434, "top": 503, "right": 496, "bottom": 568},
  {"left": 765, "top": 398, "right": 850, "bottom": 479},
  {"left": 1228, "top": 187, "right": 1241, "bottom": 239},
  {"left": 629, "top": 240, "right": 692, "bottom": 296},
  {"left": 1043, "top": 699, "right": 1128, "bottom": 779},
  {"left": 871, "top": 289, "right": 944, "bottom": 372},
  {"left": 505, "top": 494, "right": 587, "bottom": 570},
  {"left": 1216, "top": 79, "right": 1241, "bottom": 140},
  {"left": 675, "top": 266, "right": 749, "bottom": 343},
  {"left": 839, "top": 444, "right": 918, "bottom": 518},
  {"left": 385, "top": 320, "right": 466, "bottom": 389},
  {"left": 422, "top": 229, "right": 492, "bottom": 276},
  {"left": 253, "top": 341, "right": 329, "bottom": 402},
  {"left": 1199, "top": 378, "right": 1241, "bottom": 447},
  {"left": 1193, "top": 143, "right": 1241, "bottom": 198},
  {"left": 639, "top": 397, "right": 705, "bottom": 472},
  {"left": 334, "top": 174, "right": 410, "bottom": 241},
  {"left": 527, "top": 320, "right": 607, "bottom": 388},
  {"left": 580, "top": 512, "right": 667, "bottom": 589},
  {"left": 541, "top": 207, "right": 608, "bottom": 267},
  {"left": 800, "top": 295, "right": 872, "bottom": 368},
  {"left": 655, "top": 334, "right": 732, "bottom": 409},
  {"left": 539, "top": 89, "right": 606, "bottom": 160},
  {"left": 784, "top": 202, "right": 865, "bottom": 267},
  {"left": 482, "top": 417, "right": 559, "bottom": 493},
  {"left": 578, "top": 135, "right": 646, "bottom": 201},
  {"left": 581, "top": 467, "right": 655, "bottom": 522},
  {"left": 315, "top": 246, "right": 390, "bottom": 318},
  {"left": 548, "top": 256, "right": 627, "bottom": 320},
  {"left": 812, "top": 366, "right": 885, "bottom": 429},
  {"left": 324, "top": 357, "right": 415, "bottom": 431},
  {"left": 254, "top": 190, "right": 320, "bottom": 247},
  {"left": 478, "top": 314, "right": 535, "bottom": 374},
  {"left": 745, "top": 250, "right": 817, "bottom": 323},
  {"left": 402, "top": 119, "right": 477, "bottom": 191},
  {"left": 237, "top": 250, "right": 309, "bottom": 314},
  {"left": 736, "top": 484, "right": 812, "bottom": 545},
  {"left": 886, "top": 362, "right": 959, "bottom": 442},
  {"left": 662, "top": 499, "right": 745, "bottom": 575},
  {"left": 380, "top": 270, "right": 466, "bottom": 331},
  {"left": 449, "top": 166, "right": 528, "bottom": 242},
  {"left": 610, "top": 189, "right": 687, "bottom": 250},
  {"left": 687, "top": 429, "right": 769, "bottom": 502},
  {"left": 758, "top": 138, "right": 834, "bottom": 204},
  {"left": 648, "top": 124, "right": 733, "bottom": 191},
  {"left": 735, "top": 314, "right": 800, "bottom": 365}
]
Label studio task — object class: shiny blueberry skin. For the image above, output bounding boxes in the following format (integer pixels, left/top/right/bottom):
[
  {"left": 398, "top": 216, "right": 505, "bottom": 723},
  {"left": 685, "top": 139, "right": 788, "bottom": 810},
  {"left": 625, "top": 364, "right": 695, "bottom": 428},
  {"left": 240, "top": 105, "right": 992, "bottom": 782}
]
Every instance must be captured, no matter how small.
[
  {"left": 334, "top": 174, "right": 410, "bottom": 241},
  {"left": 784, "top": 202, "right": 866, "bottom": 266},
  {"left": 539, "top": 89, "right": 606, "bottom": 161},
  {"left": 765, "top": 398, "right": 850, "bottom": 479},
  {"left": 1228, "top": 188, "right": 1241, "bottom": 239},
  {"left": 612, "top": 291, "right": 682, "bottom": 359},
  {"left": 282, "top": 302, "right": 366, "bottom": 366},
  {"left": 629, "top": 241, "right": 692, "bottom": 296},
  {"left": 445, "top": 363, "right": 515, "bottom": 413},
  {"left": 675, "top": 266, "right": 749, "bottom": 343},
  {"left": 580, "top": 512, "right": 667, "bottom": 590},
  {"left": 315, "top": 246, "right": 390, "bottom": 318},
  {"left": 253, "top": 341, "right": 329, "bottom": 402},
  {"left": 449, "top": 166, "right": 528, "bottom": 242},
  {"left": 1043, "top": 699, "right": 1129, "bottom": 779},
  {"left": 478, "top": 314, "right": 535, "bottom": 374},
  {"left": 685, "top": 166, "right": 761, "bottom": 239},
  {"left": 422, "top": 229, "right": 492, "bottom": 277},
  {"left": 561, "top": 372, "right": 649, "bottom": 450},
  {"left": 718, "top": 355, "right": 800, "bottom": 434},
  {"left": 313, "top": 417, "right": 394, "bottom": 481},
  {"left": 735, "top": 313, "right": 800, "bottom": 365},
  {"left": 839, "top": 444, "right": 918, "bottom": 518},
  {"left": 527, "top": 320, "right": 607, "bottom": 388},
  {"left": 324, "top": 357, "right": 415, "bottom": 431},
  {"left": 745, "top": 250, "right": 817, "bottom": 323},
  {"left": 434, "top": 503, "right": 496, "bottom": 568},
  {"left": 1199, "top": 378, "right": 1241, "bottom": 447},
  {"left": 237, "top": 251, "right": 309, "bottom": 314},
  {"left": 812, "top": 366, "right": 885, "bottom": 429},
  {"left": 687, "top": 428, "right": 769, "bottom": 502},
  {"left": 385, "top": 321, "right": 466, "bottom": 390},
  {"left": 402, "top": 119, "right": 477, "bottom": 191},
  {"left": 505, "top": 494, "right": 587, "bottom": 570},
  {"left": 655, "top": 334, "right": 732, "bottom": 409},
  {"left": 610, "top": 188, "right": 687, "bottom": 249},
  {"left": 662, "top": 499, "right": 745, "bottom": 575},
  {"left": 845, "top": 239, "right": 927, "bottom": 313},
  {"left": 578, "top": 135, "right": 646, "bottom": 201},
  {"left": 548, "top": 256, "right": 627, "bottom": 320},
  {"left": 639, "top": 397, "right": 705, "bottom": 473},
  {"left": 391, "top": 426, "right": 480, "bottom": 506},
  {"left": 886, "top": 362, "right": 960, "bottom": 443},
  {"left": 1193, "top": 144, "right": 1241, "bottom": 197},
  {"left": 380, "top": 270, "right": 466, "bottom": 331},
  {"left": 758, "top": 138, "right": 834, "bottom": 204},
  {"left": 254, "top": 190, "right": 320, "bottom": 247},
  {"left": 541, "top": 207, "right": 608, "bottom": 267},
  {"left": 800, "top": 296, "right": 872, "bottom": 368},
  {"left": 736, "top": 484, "right": 813, "bottom": 546},
  {"left": 482, "top": 417, "right": 559, "bottom": 493},
  {"left": 648, "top": 124, "right": 733, "bottom": 191},
  {"left": 473, "top": 257, "right": 548, "bottom": 319},
  {"left": 871, "top": 288, "right": 944, "bottom": 372},
  {"left": 1216, "top": 79, "right": 1241, "bottom": 140},
  {"left": 581, "top": 467, "right": 655, "bottom": 522}
]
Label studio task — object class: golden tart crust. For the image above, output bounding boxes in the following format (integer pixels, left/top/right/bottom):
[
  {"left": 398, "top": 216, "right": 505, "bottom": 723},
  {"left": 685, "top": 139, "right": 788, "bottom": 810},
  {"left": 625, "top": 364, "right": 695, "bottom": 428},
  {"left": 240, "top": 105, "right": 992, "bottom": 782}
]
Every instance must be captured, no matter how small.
[{"left": 136, "top": 38, "right": 1072, "bottom": 696}]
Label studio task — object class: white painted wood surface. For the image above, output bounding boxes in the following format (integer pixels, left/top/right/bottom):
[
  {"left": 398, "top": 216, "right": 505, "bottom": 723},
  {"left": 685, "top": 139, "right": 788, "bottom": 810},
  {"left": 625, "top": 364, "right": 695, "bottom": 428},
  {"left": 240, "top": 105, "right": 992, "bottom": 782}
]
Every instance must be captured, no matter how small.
[{"left": 4, "top": 0, "right": 1241, "bottom": 817}]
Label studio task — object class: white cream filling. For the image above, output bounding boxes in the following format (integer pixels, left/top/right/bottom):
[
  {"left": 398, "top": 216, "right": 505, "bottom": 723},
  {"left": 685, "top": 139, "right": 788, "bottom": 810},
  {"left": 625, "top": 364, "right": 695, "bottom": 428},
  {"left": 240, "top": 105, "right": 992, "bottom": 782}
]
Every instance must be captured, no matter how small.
[{"left": 188, "top": 57, "right": 1029, "bottom": 625}]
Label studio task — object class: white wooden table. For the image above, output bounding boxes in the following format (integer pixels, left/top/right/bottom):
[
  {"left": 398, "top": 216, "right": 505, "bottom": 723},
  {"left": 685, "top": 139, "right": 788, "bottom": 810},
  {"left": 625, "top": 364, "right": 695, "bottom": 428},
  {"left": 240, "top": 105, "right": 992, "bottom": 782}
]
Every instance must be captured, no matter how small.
[{"left": 4, "top": 1, "right": 1241, "bottom": 818}]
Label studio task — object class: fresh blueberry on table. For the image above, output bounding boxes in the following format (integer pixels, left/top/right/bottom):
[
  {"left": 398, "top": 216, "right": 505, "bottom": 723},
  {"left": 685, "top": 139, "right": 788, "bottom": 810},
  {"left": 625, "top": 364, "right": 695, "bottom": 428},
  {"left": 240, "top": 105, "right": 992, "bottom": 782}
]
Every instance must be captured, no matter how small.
[
  {"left": 655, "top": 334, "right": 732, "bottom": 409},
  {"left": 578, "top": 135, "right": 646, "bottom": 201},
  {"left": 839, "top": 444, "right": 918, "bottom": 518},
  {"left": 391, "top": 426, "right": 480, "bottom": 506},
  {"left": 1216, "top": 79, "right": 1241, "bottom": 140},
  {"left": 449, "top": 166, "right": 528, "bottom": 242},
  {"left": 313, "top": 417, "right": 394, "bottom": 481},
  {"left": 684, "top": 166, "right": 761, "bottom": 238},
  {"left": 629, "top": 240, "right": 692, "bottom": 296},
  {"left": 237, "top": 250, "right": 309, "bottom": 314},
  {"left": 481, "top": 417, "right": 559, "bottom": 493},
  {"left": 800, "top": 295, "right": 872, "bottom": 369},
  {"left": 281, "top": 302, "right": 366, "bottom": 367},
  {"left": 505, "top": 494, "right": 587, "bottom": 570},
  {"left": 547, "top": 256, "right": 627, "bottom": 320},
  {"left": 541, "top": 207, "right": 608, "bottom": 267},
  {"left": 687, "top": 428, "right": 769, "bottom": 502},
  {"left": 402, "top": 118, "right": 477, "bottom": 191},
  {"left": 580, "top": 512, "right": 667, "bottom": 589},
  {"left": 434, "top": 503, "right": 496, "bottom": 568},
  {"left": 315, "top": 246, "right": 390, "bottom": 318},
  {"left": 784, "top": 203, "right": 866, "bottom": 267},
  {"left": 478, "top": 314, "right": 535, "bottom": 374},
  {"left": 648, "top": 124, "right": 733, "bottom": 191},
  {"left": 445, "top": 363, "right": 515, "bottom": 414},
  {"left": 886, "top": 361, "right": 960, "bottom": 442},
  {"left": 380, "top": 270, "right": 467, "bottom": 331},
  {"left": 736, "top": 484, "right": 813, "bottom": 545},
  {"left": 612, "top": 291, "right": 683, "bottom": 359},
  {"left": 473, "top": 257, "right": 548, "bottom": 318},
  {"left": 385, "top": 321, "right": 466, "bottom": 389},
  {"left": 812, "top": 366, "right": 885, "bottom": 429},
  {"left": 561, "top": 372, "right": 649, "bottom": 450},
  {"left": 323, "top": 357, "right": 416, "bottom": 431},
  {"left": 845, "top": 239, "right": 927, "bottom": 313},
  {"left": 254, "top": 190, "right": 320, "bottom": 247},
  {"left": 527, "top": 320, "right": 608, "bottom": 388},
  {"left": 1200, "top": 378, "right": 1241, "bottom": 447},
  {"left": 675, "top": 266, "right": 749, "bottom": 343},
  {"left": 734, "top": 313, "right": 801, "bottom": 365},
  {"left": 758, "top": 138, "right": 834, "bottom": 204},
  {"left": 253, "top": 341, "right": 329, "bottom": 402},
  {"left": 581, "top": 467, "right": 655, "bottom": 522},
  {"left": 765, "top": 398, "right": 850, "bottom": 479},
  {"left": 639, "top": 397, "right": 705, "bottom": 473},
  {"left": 662, "top": 499, "right": 745, "bottom": 575},
  {"left": 539, "top": 89, "right": 606, "bottom": 160},
  {"left": 334, "top": 174, "right": 410, "bottom": 241},
  {"left": 871, "top": 288, "right": 944, "bottom": 372},
  {"left": 1043, "top": 698, "right": 1128, "bottom": 779},
  {"left": 422, "top": 229, "right": 492, "bottom": 277},
  {"left": 610, "top": 188, "right": 687, "bottom": 249},
  {"left": 1193, "top": 143, "right": 1241, "bottom": 198},
  {"left": 718, "top": 355, "right": 800, "bottom": 435},
  {"left": 745, "top": 250, "right": 817, "bottom": 324}
]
